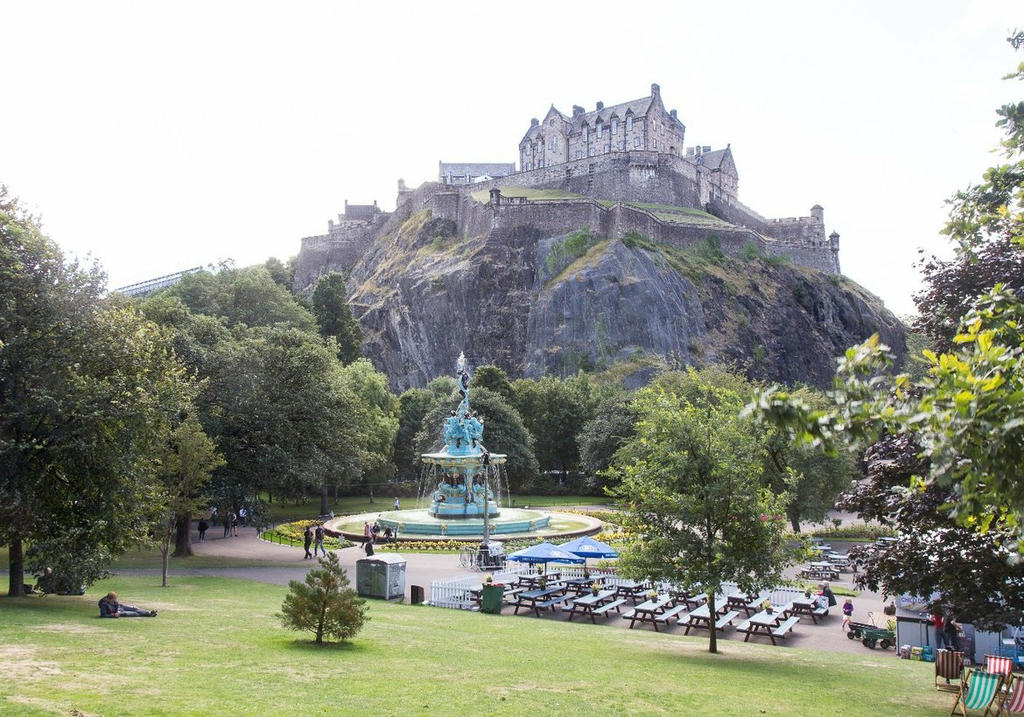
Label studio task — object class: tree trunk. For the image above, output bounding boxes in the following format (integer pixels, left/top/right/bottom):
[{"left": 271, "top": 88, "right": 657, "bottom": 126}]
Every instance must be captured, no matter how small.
[
  {"left": 320, "top": 482, "right": 329, "bottom": 517},
  {"left": 707, "top": 589, "right": 718, "bottom": 653},
  {"left": 173, "top": 511, "right": 194, "bottom": 557},
  {"left": 8, "top": 537, "right": 25, "bottom": 597},
  {"left": 789, "top": 510, "right": 801, "bottom": 534},
  {"left": 161, "top": 545, "right": 170, "bottom": 587}
]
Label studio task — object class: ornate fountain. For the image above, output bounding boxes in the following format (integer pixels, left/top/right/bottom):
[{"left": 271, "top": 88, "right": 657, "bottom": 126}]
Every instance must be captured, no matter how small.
[{"left": 374, "top": 353, "right": 551, "bottom": 538}]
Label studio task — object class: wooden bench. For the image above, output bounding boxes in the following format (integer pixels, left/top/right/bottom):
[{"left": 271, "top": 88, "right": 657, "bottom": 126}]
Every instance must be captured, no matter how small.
[
  {"left": 715, "top": 610, "right": 740, "bottom": 630},
  {"left": 536, "top": 595, "right": 570, "bottom": 611},
  {"left": 770, "top": 616, "right": 800, "bottom": 644},
  {"left": 654, "top": 605, "right": 688, "bottom": 626},
  {"left": 813, "top": 606, "right": 829, "bottom": 619},
  {"left": 592, "top": 598, "right": 627, "bottom": 617}
]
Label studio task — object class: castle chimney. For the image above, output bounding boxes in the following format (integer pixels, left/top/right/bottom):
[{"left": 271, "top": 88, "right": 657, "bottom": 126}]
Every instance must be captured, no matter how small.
[
  {"left": 596, "top": 101, "right": 604, "bottom": 111},
  {"left": 489, "top": 188, "right": 501, "bottom": 206},
  {"left": 572, "top": 105, "right": 584, "bottom": 117},
  {"left": 829, "top": 231, "right": 840, "bottom": 243},
  {"left": 530, "top": 118, "right": 539, "bottom": 127},
  {"left": 670, "top": 109, "right": 678, "bottom": 120},
  {"left": 811, "top": 204, "right": 824, "bottom": 221},
  {"left": 651, "top": 83, "right": 661, "bottom": 97}
]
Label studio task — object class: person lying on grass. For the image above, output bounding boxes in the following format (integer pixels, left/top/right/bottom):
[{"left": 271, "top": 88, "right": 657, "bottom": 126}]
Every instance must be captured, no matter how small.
[{"left": 98, "top": 592, "right": 158, "bottom": 618}]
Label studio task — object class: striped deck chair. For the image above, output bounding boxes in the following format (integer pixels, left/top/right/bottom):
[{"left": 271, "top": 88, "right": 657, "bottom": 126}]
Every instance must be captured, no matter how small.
[
  {"left": 936, "top": 650, "right": 965, "bottom": 692},
  {"left": 950, "top": 669, "right": 1002, "bottom": 717},
  {"left": 995, "top": 675, "right": 1024, "bottom": 715},
  {"left": 988, "top": 655, "right": 1016, "bottom": 678}
]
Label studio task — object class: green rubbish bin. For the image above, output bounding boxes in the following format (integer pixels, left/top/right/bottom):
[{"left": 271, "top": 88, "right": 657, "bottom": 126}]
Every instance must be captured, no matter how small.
[{"left": 481, "top": 584, "right": 505, "bottom": 614}]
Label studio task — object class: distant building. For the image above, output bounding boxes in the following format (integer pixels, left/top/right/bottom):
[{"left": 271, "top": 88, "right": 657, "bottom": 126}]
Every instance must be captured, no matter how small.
[
  {"left": 439, "top": 162, "right": 516, "bottom": 185},
  {"left": 113, "top": 267, "right": 203, "bottom": 298}
]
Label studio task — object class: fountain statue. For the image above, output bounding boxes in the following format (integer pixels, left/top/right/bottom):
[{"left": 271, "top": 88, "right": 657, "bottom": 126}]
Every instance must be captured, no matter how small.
[{"left": 372, "top": 352, "right": 552, "bottom": 538}]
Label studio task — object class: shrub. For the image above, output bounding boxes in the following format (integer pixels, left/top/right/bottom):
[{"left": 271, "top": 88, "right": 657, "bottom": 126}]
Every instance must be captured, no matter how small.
[
  {"left": 278, "top": 553, "right": 367, "bottom": 644},
  {"left": 740, "top": 242, "right": 761, "bottom": 261}
]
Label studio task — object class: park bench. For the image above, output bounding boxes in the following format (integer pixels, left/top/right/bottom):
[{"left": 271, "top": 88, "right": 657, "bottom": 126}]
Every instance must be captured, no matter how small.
[
  {"left": 535, "top": 595, "right": 570, "bottom": 611},
  {"left": 771, "top": 616, "right": 800, "bottom": 643},
  {"left": 715, "top": 610, "right": 741, "bottom": 631},
  {"left": 591, "top": 598, "right": 628, "bottom": 617},
  {"left": 653, "top": 604, "right": 688, "bottom": 626}
]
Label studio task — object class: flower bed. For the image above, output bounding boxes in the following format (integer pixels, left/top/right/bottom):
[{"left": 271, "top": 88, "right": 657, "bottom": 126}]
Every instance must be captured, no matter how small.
[{"left": 261, "top": 520, "right": 354, "bottom": 550}]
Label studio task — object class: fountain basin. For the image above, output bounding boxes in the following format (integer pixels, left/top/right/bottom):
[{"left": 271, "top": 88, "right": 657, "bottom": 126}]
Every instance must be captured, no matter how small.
[{"left": 327, "top": 509, "right": 602, "bottom": 541}]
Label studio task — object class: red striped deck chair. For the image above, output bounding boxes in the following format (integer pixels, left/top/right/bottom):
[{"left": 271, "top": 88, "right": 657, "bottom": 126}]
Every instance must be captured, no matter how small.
[
  {"left": 995, "top": 675, "right": 1024, "bottom": 715},
  {"left": 950, "top": 669, "right": 1002, "bottom": 717},
  {"left": 936, "top": 650, "right": 966, "bottom": 692},
  {"left": 988, "top": 655, "right": 1015, "bottom": 679}
]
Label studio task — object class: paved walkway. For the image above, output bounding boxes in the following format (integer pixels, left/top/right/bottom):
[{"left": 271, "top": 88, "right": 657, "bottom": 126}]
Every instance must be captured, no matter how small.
[{"left": 146, "top": 522, "right": 897, "bottom": 656}]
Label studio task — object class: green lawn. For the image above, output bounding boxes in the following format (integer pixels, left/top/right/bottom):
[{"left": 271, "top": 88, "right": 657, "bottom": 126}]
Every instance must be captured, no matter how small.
[{"left": 0, "top": 576, "right": 951, "bottom": 716}]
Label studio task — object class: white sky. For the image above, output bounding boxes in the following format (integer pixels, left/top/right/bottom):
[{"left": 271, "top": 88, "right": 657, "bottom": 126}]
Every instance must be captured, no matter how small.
[{"left": 2, "top": 0, "right": 1020, "bottom": 316}]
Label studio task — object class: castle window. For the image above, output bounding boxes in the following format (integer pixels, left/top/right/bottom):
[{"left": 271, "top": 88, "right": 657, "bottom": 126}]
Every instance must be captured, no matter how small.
[
  {"left": 589, "top": 146, "right": 595, "bottom": 157},
  {"left": 634, "top": 137, "right": 641, "bottom": 148},
  {"left": 582, "top": 126, "right": 589, "bottom": 142},
  {"left": 611, "top": 119, "right": 618, "bottom": 134},
  {"left": 618, "top": 140, "right": 625, "bottom": 151},
  {"left": 575, "top": 150, "right": 582, "bottom": 159},
  {"left": 525, "top": 145, "right": 531, "bottom": 155},
  {"left": 597, "top": 123, "right": 603, "bottom": 139},
  {"left": 626, "top": 115, "right": 633, "bottom": 131},
  {"left": 550, "top": 119, "right": 555, "bottom": 126}
]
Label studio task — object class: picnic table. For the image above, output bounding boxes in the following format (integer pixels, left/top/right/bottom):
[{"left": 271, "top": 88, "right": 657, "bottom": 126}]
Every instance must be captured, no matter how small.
[
  {"left": 682, "top": 598, "right": 738, "bottom": 634},
  {"left": 561, "top": 576, "right": 600, "bottom": 595},
  {"left": 728, "top": 593, "right": 760, "bottom": 615},
  {"left": 516, "top": 572, "right": 562, "bottom": 589},
  {"left": 737, "top": 608, "right": 800, "bottom": 645},
  {"left": 800, "top": 564, "right": 839, "bottom": 581},
  {"left": 621, "top": 595, "right": 684, "bottom": 631},
  {"left": 513, "top": 586, "right": 568, "bottom": 617},
  {"left": 788, "top": 596, "right": 829, "bottom": 624},
  {"left": 614, "top": 579, "right": 652, "bottom": 603},
  {"left": 565, "top": 589, "right": 626, "bottom": 623}
]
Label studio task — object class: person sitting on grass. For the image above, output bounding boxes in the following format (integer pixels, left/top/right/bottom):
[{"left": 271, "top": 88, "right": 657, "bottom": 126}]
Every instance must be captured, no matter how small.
[{"left": 98, "top": 592, "right": 158, "bottom": 618}]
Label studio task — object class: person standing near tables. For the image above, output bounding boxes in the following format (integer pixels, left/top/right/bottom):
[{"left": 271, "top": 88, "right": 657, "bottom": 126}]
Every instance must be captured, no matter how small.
[
  {"left": 818, "top": 581, "right": 836, "bottom": 614},
  {"left": 944, "top": 614, "right": 963, "bottom": 652},
  {"left": 932, "top": 611, "right": 948, "bottom": 649}
]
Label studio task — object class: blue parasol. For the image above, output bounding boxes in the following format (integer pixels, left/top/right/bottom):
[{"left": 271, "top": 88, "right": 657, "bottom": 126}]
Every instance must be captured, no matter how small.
[
  {"left": 507, "top": 541, "right": 585, "bottom": 565},
  {"left": 558, "top": 535, "right": 619, "bottom": 560}
]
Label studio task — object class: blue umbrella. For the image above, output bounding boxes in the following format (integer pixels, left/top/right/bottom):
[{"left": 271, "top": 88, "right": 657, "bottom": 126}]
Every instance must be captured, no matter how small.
[
  {"left": 507, "top": 541, "right": 585, "bottom": 565},
  {"left": 558, "top": 535, "right": 619, "bottom": 560}
]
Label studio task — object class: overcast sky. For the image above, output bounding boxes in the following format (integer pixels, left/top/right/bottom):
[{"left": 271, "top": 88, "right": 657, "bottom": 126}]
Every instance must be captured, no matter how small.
[{"left": 2, "top": 1, "right": 1020, "bottom": 316}]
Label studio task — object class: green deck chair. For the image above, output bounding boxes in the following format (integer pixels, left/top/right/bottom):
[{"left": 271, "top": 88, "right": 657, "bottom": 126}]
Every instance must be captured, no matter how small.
[{"left": 950, "top": 669, "right": 1002, "bottom": 717}]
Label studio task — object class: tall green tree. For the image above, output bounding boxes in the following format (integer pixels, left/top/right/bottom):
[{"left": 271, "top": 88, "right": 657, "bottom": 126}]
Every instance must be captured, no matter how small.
[
  {"left": 394, "top": 388, "right": 433, "bottom": 480},
  {"left": 611, "top": 370, "right": 792, "bottom": 653},
  {"left": 578, "top": 394, "right": 637, "bottom": 487},
  {"left": 469, "top": 364, "right": 514, "bottom": 403},
  {"left": 512, "top": 374, "right": 595, "bottom": 478},
  {"left": 154, "top": 414, "right": 224, "bottom": 585},
  {"left": 1, "top": 188, "right": 192, "bottom": 595},
  {"left": 312, "top": 271, "right": 363, "bottom": 364},
  {"left": 338, "top": 358, "right": 400, "bottom": 511}
]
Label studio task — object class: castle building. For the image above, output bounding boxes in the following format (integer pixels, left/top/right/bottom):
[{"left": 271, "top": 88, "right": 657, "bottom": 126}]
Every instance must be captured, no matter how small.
[
  {"left": 439, "top": 162, "right": 516, "bottom": 185},
  {"left": 520, "top": 83, "right": 687, "bottom": 170}
]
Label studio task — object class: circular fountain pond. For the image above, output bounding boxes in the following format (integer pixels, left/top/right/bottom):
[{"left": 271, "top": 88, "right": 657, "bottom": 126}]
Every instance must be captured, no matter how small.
[{"left": 327, "top": 508, "right": 601, "bottom": 541}]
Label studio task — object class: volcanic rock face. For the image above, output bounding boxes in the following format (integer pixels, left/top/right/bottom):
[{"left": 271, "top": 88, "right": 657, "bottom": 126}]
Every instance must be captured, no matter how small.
[{"left": 310, "top": 210, "right": 905, "bottom": 392}]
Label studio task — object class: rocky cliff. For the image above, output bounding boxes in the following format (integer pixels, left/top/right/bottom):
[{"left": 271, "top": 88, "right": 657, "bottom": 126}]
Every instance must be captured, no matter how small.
[{"left": 325, "top": 207, "right": 905, "bottom": 393}]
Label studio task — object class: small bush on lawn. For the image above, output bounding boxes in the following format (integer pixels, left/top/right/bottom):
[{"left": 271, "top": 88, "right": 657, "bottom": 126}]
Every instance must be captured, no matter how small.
[{"left": 278, "top": 553, "right": 367, "bottom": 644}]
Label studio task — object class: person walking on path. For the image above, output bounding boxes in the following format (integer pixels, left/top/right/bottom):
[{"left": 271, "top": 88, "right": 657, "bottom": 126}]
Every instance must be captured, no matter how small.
[
  {"left": 393, "top": 497, "right": 400, "bottom": 510},
  {"left": 303, "top": 526, "right": 313, "bottom": 559},
  {"left": 841, "top": 598, "right": 854, "bottom": 631},
  {"left": 363, "top": 521, "right": 371, "bottom": 546},
  {"left": 313, "top": 524, "right": 326, "bottom": 557},
  {"left": 230, "top": 511, "right": 239, "bottom": 537},
  {"left": 197, "top": 519, "right": 208, "bottom": 542}
]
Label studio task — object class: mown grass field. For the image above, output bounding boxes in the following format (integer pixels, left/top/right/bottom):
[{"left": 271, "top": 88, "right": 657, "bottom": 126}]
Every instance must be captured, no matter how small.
[{"left": 0, "top": 576, "right": 952, "bottom": 716}]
